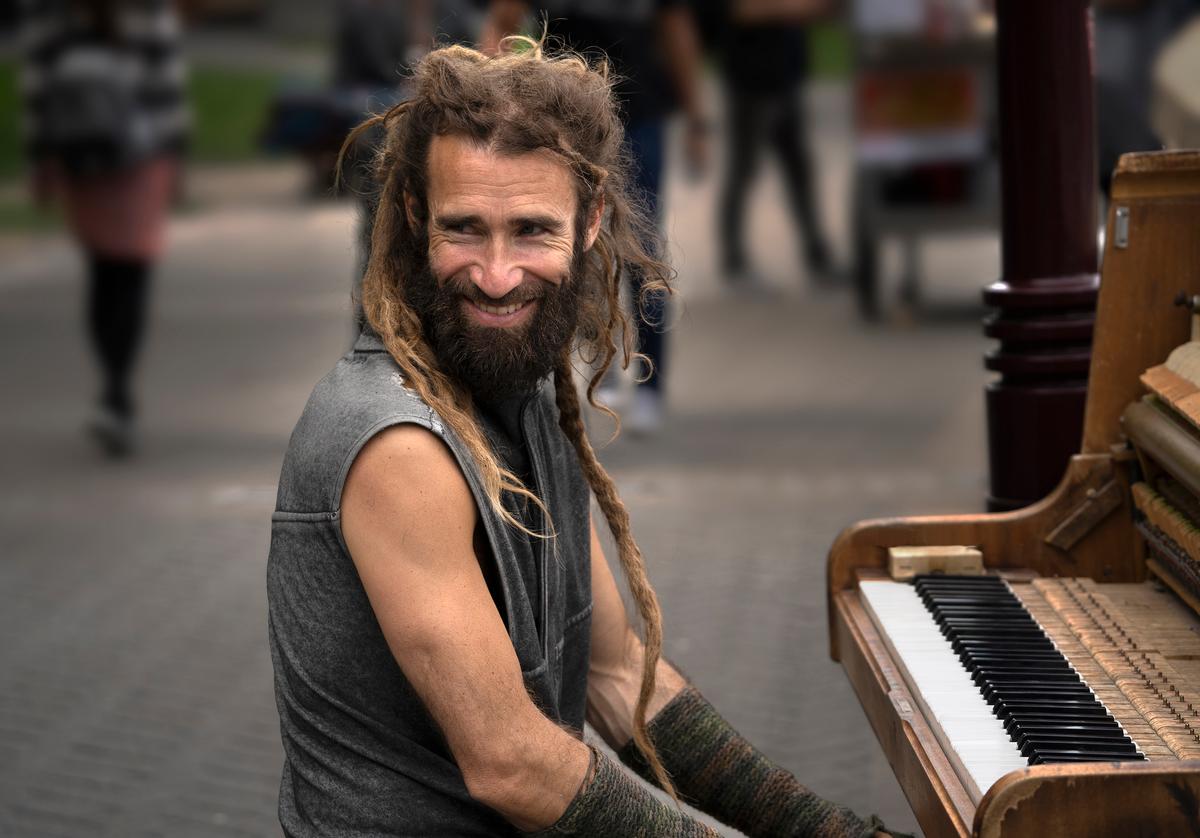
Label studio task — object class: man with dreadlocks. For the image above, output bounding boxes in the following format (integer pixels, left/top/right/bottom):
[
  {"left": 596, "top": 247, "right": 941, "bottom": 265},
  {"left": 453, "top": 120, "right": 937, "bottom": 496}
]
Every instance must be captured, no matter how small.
[{"left": 267, "top": 40, "right": 898, "bottom": 838}]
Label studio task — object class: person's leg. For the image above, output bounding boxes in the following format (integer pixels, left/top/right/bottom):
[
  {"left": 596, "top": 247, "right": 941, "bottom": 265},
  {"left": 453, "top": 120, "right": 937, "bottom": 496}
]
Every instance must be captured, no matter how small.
[
  {"left": 771, "top": 83, "right": 833, "bottom": 275},
  {"left": 719, "top": 89, "right": 766, "bottom": 275},
  {"left": 87, "top": 253, "right": 151, "bottom": 421},
  {"left": 624, "top": 117, "right": 667, "bottom": 397}
]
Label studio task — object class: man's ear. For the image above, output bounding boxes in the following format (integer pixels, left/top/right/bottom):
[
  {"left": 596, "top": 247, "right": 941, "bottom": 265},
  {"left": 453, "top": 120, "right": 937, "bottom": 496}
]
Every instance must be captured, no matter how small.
[
  {"left": 403, "top": 191, "right": 422, "bottom": 229},
  {"left": 583, "top": 194, "right": 605, "bottom": 251}
]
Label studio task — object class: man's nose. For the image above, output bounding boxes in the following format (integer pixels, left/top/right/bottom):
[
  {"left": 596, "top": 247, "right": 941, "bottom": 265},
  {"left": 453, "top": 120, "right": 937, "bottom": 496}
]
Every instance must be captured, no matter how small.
[{"left": 468, "top": 241, "right": 523, "bottom": 300}]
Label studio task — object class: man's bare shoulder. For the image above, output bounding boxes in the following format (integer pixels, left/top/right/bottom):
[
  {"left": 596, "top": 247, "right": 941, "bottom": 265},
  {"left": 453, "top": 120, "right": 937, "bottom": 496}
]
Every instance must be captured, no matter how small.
[{"left": 342, "top": 425, "right": 478, "bottom": 563}]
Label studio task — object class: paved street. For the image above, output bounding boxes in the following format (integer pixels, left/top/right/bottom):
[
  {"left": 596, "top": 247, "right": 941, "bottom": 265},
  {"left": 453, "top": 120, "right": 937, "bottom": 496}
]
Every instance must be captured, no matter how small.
[{"left": 0, "top": 83, "right": 1000, "bottom": 836}]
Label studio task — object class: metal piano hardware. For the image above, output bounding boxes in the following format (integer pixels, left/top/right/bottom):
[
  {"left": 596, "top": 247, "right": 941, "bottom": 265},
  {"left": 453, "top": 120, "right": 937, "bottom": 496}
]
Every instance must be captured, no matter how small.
[{"left": 826, "top": 150, "right": 1200, "bottom": 838}]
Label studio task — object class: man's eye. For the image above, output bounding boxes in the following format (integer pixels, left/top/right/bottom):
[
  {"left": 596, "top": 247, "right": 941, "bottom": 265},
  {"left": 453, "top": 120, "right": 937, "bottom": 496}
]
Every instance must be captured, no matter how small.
[{"left": 517, "top": 224, "right": 546, "bottom": 237}]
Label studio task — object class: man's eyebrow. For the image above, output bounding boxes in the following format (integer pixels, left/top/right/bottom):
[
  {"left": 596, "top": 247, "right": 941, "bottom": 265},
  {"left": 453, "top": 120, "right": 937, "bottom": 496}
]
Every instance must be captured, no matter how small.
[
  {"left": 432, "top": 213, "right": 483, "bottom": 230},
  {"left": 512, "top": 214, "right": 567, "bottom": 233}
]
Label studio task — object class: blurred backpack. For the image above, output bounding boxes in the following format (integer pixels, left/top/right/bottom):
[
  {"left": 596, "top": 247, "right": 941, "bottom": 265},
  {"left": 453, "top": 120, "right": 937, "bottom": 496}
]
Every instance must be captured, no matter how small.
[{"left": 38, "top": 45, "right": 154, "bottom": 175}]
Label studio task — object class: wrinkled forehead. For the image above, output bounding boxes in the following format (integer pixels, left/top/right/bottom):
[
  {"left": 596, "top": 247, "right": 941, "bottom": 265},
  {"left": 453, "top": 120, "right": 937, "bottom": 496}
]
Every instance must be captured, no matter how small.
[{"left": 423, "top": 134, "right": 579, "bottom": 222}]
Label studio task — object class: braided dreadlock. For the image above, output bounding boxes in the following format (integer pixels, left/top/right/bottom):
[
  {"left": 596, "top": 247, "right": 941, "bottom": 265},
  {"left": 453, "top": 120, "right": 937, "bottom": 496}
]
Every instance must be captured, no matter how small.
[{"left": 339, "top": 38, "right": 678, "bottom": 795}]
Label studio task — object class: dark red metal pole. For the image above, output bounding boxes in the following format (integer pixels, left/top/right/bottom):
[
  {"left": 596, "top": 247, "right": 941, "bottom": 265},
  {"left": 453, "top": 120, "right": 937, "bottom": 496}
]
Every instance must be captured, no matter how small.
[{"left": 984, "top": 0, "right": 1099, "bottom": 511}]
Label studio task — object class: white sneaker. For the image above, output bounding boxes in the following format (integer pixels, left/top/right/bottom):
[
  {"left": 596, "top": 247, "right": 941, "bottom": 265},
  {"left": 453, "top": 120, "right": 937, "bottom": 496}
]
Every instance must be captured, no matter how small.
[
  {"left": 626, "top": 388, "right": 663, "bottom": 436},
  {"left": 86, "top": 405, "right": 135, "bottom": 458}
]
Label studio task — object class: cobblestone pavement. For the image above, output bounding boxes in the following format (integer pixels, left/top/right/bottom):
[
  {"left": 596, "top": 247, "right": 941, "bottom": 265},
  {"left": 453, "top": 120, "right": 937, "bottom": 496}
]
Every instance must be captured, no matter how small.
[{"left": 0, "top": 83, "right": 1001, "bottom": 836}]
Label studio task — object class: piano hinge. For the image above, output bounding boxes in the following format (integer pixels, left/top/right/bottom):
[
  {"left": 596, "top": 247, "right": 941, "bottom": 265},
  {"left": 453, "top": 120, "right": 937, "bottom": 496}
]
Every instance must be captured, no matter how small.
[
  {"left": 1044, "top": 478, "right": 1124, "bottom": 552},
  {"left": 1114, "top": 205, "right": 1130, "bottom": 248}
]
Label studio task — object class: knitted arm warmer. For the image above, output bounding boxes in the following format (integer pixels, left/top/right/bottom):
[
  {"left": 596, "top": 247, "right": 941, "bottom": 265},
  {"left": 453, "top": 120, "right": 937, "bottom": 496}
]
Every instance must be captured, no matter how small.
[
  {"left": 527, "top": 746, "right": 718, "bottom": 837},
  {"left": 617, "top": 687, "right": 902, "bottom": 838}
]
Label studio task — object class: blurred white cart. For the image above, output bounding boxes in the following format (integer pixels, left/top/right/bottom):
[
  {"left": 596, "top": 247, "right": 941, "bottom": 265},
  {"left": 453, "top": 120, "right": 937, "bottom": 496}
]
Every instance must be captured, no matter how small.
[{"left": 851, "top": 0, "right": 998, "bottom": 319}]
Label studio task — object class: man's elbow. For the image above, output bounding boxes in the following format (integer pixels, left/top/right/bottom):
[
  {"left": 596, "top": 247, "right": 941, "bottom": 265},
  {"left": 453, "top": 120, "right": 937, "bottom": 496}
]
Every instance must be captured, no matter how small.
[
  {"left": 458, "top": 734, "right": 546, "bottom": 824},
  {"left": 458, "top": 726, "right": 585, "bottom": 830},
  {"left": 459, "top": 744, "right": 525, "bottom": 813}
]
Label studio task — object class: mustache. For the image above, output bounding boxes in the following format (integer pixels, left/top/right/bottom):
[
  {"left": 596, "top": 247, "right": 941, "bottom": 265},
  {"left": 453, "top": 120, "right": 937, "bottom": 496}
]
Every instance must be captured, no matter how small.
[{"left": 443, "top": 275, "right": 549, "bottom": 308}]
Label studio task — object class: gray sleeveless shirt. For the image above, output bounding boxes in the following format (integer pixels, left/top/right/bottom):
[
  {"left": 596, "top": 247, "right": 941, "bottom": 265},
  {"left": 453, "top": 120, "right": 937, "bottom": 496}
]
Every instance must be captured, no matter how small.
[{"left": 267, "top": 330, "right": 593, "bottom": 837}]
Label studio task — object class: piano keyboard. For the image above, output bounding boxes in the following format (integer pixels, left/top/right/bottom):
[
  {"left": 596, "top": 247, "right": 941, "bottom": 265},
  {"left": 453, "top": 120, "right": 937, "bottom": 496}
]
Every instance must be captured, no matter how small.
[{"left": 860, "top": 575, "right": 1144, "bottom": 802}]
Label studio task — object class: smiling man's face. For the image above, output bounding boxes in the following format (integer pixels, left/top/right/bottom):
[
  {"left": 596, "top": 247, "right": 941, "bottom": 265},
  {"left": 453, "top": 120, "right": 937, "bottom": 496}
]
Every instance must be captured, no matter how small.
[{"left": 402, "top": 134, "right": 602, "bottom": 401}]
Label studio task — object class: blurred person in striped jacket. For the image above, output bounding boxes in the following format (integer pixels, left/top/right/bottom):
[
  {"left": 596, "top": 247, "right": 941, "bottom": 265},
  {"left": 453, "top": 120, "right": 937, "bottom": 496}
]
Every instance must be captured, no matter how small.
[{"left": 19, "top": 0, "right": 189, "bottom": 456}]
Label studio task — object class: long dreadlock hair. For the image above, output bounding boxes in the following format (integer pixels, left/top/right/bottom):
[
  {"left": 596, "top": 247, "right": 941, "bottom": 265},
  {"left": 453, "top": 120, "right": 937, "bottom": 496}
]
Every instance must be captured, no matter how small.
[{"left": 340, "top": 38, "right": 678, "bottom": 795}]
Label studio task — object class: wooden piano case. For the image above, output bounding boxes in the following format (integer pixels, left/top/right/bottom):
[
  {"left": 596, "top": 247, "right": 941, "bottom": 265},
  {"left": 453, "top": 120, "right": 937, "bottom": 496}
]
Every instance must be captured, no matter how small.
[{"left": 827, "top": 151, "right": 1200, "bottom": 837}]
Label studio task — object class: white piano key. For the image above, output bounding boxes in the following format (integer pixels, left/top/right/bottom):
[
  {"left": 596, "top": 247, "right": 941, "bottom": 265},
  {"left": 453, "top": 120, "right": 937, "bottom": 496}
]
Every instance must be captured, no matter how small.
[{"left": 860, "top": 580, "right": 1030, "bottom": 802}]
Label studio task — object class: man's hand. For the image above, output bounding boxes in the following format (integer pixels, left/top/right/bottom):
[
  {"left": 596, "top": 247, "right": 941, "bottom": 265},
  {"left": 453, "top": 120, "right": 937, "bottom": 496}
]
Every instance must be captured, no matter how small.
[{"left": 341, "top": 425, "right": 589, "bottom": 831}]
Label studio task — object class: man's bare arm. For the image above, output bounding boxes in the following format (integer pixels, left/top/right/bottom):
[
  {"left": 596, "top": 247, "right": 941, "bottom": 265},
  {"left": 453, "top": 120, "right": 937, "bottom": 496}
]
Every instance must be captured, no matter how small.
[
  {"left": 585, "top": 519, "right": 688, "bottom": 749},
  {"left": 657, "top": 5, "right": 711, "bottom": 174},
  {"left": 341, "top": 425, "right": 589, "bottom": 831}
]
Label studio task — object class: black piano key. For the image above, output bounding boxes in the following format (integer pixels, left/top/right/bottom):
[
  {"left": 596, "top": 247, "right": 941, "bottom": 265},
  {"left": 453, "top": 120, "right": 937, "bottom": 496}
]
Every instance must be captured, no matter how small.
[
  {"left": 961, "top": 651, "right": 1066, "bottom": 661},
  {"left": 983, "top": 680, "right": 1094, "bottom": 694},
  {"left": 974, "top": 667, "right": 1080, "bottom": 681},
  {"left": 1015, "top": 726, "right": 1132, "bottom": 742},
  {"left": 954, "top": 638, "right": 1058, "bottom": 653},
  {"left": 1031, "top": 750, "right": 1146, "bottom": 764},
  {"left": 1012, "top": 715, "right": 1123, "bottom": 729},
  {"left": 934, "top": 607, "right": 1029, "bottom": 616},
  {"left": 914, "top": 575, "right": 1009, "bottom": 586},
  {"left": 988, "top": 696, "right": 1108, "bottom": 710},
  {"left": 954, "top": 637, "right": 1057, "bottom": 648},
  {"left": 934, "top": 607, "right": 1030, "bottom": 615},
  {"left": 985, "top": 685, "right": 1095, "bottom": 705},
  {"left": 1022, "top": 741, "right": 1139, "bottom": 759},
  {"left": 993, "top": 710, "right": 1113, "bottom": 729},
  {"left": 944, "top": 626, "right": 1047, "bottom": 637},
  {"left": 974, "top": 666, "right": 1079, "bottom": 678},
  {"left": 1002, "top": 713, "right": 1116, "bottom": 732},
  {"left": 1018, "top": 733, "right": 1134, "bottom": 750},
  {"left": 978, "top": 677, "right": 1082, "bottom": 693}
]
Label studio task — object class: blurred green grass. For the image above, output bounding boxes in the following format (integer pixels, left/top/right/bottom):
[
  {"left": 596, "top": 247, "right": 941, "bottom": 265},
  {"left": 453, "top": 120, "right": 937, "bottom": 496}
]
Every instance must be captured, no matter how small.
[
  {"left": 810, "top": 22, "right": 853, "bottom": 80},
  {"left": 186, "top": 65, "right": 279, "bottom": 162}
]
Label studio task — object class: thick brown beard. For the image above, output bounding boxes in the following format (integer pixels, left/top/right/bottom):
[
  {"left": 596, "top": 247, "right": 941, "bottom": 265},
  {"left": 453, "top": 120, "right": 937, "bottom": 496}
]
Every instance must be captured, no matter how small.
[{"left": 403, "top": 235, "right": 587, "bottom": 402}]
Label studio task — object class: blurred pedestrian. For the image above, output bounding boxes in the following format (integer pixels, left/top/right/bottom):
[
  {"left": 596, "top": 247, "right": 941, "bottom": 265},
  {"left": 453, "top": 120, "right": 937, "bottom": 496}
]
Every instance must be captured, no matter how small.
[
  {"left": 336, "top": 1, "right": 484, "bottom": 330},
  {"left": 333, "top": 0, "right": 418, "bottom": 328},
  {"left": 715, "top": 0, "right": 837, "bottom": 293},
  {"left": 482, "top": 0, "right": 711, "bottom": 434},
  {"left": 18, "top": 0, "right": 188, "bottom": 456},
  {"left": 1094, "top": 0, "right": 1198, "bottom": 197}
]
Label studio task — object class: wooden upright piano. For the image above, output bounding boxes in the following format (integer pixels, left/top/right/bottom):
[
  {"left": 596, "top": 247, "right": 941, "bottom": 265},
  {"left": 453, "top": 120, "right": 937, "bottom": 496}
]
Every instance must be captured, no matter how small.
[{"left": 828, "top": 151, "right": 1200, "bottom": 837}]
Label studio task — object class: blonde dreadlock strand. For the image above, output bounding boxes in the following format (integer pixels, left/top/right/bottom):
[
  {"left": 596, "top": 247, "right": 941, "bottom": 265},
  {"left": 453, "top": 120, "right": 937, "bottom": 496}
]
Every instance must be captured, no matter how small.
[{"left": 552, "top": 354, "right": 676, "bottom": 800}]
